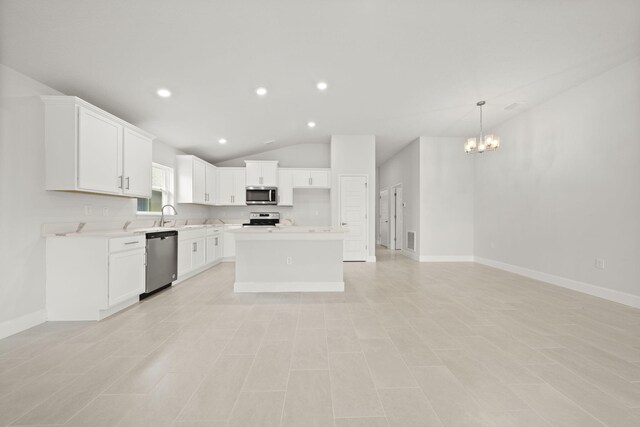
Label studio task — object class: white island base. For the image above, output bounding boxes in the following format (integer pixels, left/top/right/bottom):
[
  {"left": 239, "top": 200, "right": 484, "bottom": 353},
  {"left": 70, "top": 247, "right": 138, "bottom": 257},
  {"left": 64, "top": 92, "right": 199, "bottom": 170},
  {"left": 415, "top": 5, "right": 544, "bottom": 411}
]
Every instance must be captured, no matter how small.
[{"left": 232, "top": 227, "right": 345, "bottom": 292}]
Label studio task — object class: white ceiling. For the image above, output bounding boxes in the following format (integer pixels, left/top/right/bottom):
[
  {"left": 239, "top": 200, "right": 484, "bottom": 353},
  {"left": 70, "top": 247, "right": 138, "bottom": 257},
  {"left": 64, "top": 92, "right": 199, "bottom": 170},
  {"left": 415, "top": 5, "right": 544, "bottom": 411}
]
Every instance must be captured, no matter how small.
[{"left": 1, "top": 0, "right": 639, "bottom": 164}]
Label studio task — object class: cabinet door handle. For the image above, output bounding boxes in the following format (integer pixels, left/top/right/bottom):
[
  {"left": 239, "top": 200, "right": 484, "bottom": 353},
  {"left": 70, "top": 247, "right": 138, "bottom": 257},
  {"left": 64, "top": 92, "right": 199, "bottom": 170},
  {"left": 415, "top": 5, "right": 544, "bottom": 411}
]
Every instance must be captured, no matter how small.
[
  {"left": 118, "top": 175, "right": 123, "bottom": 189},
  {"left": 192, "top": 242, "right": 197, "bottom": 252},
  {"left": 124, "top": 241, "right": 139, "bottom": 245},
  {"left": 215, "top": 237, "right": 218, "bottom": 246},
  {"left": 143, "top": 251, "right": 147, "bottom": 266},
  {"left": 125, "top": 177, "right": 130, "bottom": 190}
]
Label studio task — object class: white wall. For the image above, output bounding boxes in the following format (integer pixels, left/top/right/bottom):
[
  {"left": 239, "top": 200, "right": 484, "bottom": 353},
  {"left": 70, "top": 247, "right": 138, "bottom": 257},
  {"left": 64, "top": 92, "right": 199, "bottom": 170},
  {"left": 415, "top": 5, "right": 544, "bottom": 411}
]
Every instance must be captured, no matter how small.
[
  {"left": 474, "top": 57, "right": 640, "bottom": 304},
  {"left": 420, "top": 137, "right": 474, "bottom": 260},
  {"left": 330, "top": 135, "right": 376, "bottom": 260},
  {"left": 214, "top": 143, "right": 330, "bottom": 168},
  {"left": 0, "top": 64, "right": 211, "bottom": 337},
  {"left": 378, "top": 139, "right": 421, "bottom": 256}
]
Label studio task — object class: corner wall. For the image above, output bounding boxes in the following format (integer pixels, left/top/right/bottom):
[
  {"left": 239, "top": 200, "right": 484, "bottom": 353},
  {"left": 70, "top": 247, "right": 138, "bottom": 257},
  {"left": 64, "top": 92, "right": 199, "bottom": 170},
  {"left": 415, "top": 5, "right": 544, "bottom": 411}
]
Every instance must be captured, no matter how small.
[
  {"left": 330, "top": 135, "right": 377, "bottom": 261},
  {"left": 419, "top": 137, "right": 474, "bottom": 261},
  {"left": 0, "top": 64, "right": 211, "bottom": 338},
  {"left": 474, "top": 57, "right": 640, "bottom": 306},
  {"left": 378, "top": 139, "right": 421, "bottom": 257}
]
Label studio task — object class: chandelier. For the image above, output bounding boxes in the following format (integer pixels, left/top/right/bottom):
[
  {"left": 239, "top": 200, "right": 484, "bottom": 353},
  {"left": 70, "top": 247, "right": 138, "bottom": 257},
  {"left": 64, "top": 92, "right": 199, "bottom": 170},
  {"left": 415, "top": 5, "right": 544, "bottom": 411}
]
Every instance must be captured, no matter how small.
[{"left": 464, "top": 101, "right": 500, "bottom": 154}]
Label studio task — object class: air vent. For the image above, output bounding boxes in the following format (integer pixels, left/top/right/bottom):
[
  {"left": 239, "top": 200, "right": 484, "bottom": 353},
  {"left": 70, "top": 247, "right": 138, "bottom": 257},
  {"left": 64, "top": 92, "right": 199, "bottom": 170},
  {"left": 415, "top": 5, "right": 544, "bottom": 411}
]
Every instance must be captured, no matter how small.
[
  {"left": 407, "top": 231, "right": 416, "bottom": 251},
  {"left": 504, "top": 102, "right": 520, "bottom": 111}
]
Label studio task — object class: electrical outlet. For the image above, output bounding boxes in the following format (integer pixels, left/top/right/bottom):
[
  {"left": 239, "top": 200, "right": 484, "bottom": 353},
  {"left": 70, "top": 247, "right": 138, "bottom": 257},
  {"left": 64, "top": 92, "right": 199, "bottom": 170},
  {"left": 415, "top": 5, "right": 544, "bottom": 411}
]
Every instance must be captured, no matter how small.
[
  {"left": 84, "top": 205, "right": 92, "bottom": 216},
  {"left": 102, "top": 207, "right": 109, "bottom": 217},
  {"left": 595, "top": 258, "right": 605, "bottom": 270},
  {"left": 286, "top": 257, "right": 292, "bottom": 265}
]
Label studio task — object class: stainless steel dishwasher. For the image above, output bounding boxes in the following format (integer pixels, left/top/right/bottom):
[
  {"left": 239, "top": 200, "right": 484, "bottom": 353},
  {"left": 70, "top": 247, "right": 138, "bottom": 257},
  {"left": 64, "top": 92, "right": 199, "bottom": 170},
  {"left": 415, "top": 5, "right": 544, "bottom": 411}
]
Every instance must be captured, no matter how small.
[{"left": 144, "top": 230, "right": 178, "bottom": 297}]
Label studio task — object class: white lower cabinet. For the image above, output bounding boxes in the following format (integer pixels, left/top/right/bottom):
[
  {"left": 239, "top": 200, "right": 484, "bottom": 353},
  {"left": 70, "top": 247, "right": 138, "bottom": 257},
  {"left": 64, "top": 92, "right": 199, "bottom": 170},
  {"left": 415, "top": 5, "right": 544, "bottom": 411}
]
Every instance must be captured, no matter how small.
[
  {"left": 177, "top": 227, "right": 223, "bottom": 281},
  {"left": 108, "top": 249, "right": 145, "bottom": 306},
  {"left": 223, "top": 225, "right": 242, "bottom": 259},
  {"left": 206, "top": 230, "right": 223, "bottom": 264},
  {"left": 46, "top": 234, "right": 146, "bottom": 321}
]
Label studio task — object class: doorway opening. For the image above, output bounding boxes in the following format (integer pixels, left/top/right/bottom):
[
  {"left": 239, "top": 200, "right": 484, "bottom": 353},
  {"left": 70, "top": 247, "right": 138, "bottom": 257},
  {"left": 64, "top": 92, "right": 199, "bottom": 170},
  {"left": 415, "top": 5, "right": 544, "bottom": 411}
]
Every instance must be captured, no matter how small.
[{"left": 389, "top": 184, "right": 403, "bottom": 251}]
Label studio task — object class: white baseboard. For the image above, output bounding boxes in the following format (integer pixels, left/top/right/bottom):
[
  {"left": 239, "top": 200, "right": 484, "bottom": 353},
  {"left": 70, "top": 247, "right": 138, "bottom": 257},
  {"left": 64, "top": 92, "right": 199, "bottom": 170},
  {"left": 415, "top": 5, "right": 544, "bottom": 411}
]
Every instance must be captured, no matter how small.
[
  {"left": 174, "top": 260, "right": 222, "bottom": 285},
  {"left": 366, "top": 256, "right": 377, "bottom": 262},
  {"left": 402, "top": 250, "right": 420, "bottom": 261},
  {"left": 475, "top": 257, "right": 640, "bottom": 309},
  {"left": 235, "top": 281, "right": 345, "bottom": 293},
  {"left": 420, "top": 255, "right": 475, "bottom": 262},
  {"left": 0, "top": 309, "right": 47, "bottom": 340}
]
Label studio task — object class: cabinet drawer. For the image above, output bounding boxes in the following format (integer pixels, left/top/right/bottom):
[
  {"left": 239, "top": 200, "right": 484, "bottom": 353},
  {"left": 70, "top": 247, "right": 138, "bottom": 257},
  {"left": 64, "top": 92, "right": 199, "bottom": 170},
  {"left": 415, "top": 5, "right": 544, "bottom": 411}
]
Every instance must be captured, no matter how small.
[
  {"left": 109, "top": 235, "right": 145, "bottom": 253},
  {"left": 206, "top": 227, "right": 223, "bottom": 236},
  {"left": 178, "top": 228, "right": 207, "bottom": 241}
]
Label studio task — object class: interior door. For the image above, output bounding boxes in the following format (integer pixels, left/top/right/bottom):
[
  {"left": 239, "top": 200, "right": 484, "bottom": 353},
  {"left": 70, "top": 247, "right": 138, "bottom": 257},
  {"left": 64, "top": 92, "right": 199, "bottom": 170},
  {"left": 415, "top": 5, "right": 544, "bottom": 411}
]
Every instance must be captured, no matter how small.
[
  {"left": 192, "top": 160, "right": 206, "bottom": 204},
  {"left": 394, "top": 186, "right": 403, "bottom": 250},
  {"left": 340, "top": 176, "right": 368, "bottom": 261},
  {"left": 379, "top": 189, "right": 390, "bottom": 247},
  {"left": 122, "top": 128, "right": 152, "bottom": 198},
  {"left": 108, "top": 249, "right": 145, "bottom": 307},
  {"left": 78, "top": 107, "right": 123, "bottom": 194}
]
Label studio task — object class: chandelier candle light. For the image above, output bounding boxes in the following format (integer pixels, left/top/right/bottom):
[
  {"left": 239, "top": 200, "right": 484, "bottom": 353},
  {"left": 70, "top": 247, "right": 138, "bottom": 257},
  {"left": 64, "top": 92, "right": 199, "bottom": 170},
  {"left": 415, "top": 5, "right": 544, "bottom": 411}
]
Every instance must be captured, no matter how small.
[{"left": 464, "top": 101, "right": 500, "bottom": 154}]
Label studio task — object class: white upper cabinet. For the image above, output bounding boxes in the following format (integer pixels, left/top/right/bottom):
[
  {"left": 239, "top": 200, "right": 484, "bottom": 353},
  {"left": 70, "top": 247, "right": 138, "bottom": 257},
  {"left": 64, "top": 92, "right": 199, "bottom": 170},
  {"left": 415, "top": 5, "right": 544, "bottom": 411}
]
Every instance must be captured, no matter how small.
[
  {"left": 176, "top": 155, "right": 216, "bottom": 205},
  {"left": 245, "top": 160, "right": 278, "bottom": 187},
  {"left": 291, "top": 168, "right": 331, "bottom": 188},
  {"left": 122, "top": 128, "right": 153, "bottom": 198},
  {"left": 205, "top": 163, "right": 216, "bottom": 204},
  {"left": 277, "top": 169, "right": 293, "bottom": 206},
  {"left": 42, "top": 96, "right": 154, "bottom": 198},
  {"left": 216, "top": 167, "right": 246, "bottom": 205}
]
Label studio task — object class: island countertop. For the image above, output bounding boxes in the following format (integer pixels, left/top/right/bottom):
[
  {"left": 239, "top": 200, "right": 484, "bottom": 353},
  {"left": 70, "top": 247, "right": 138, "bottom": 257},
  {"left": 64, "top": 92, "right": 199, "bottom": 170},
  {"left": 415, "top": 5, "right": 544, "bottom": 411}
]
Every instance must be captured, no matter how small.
[{"left": 230, "top": 226, "right": 347, "bottom": 240}]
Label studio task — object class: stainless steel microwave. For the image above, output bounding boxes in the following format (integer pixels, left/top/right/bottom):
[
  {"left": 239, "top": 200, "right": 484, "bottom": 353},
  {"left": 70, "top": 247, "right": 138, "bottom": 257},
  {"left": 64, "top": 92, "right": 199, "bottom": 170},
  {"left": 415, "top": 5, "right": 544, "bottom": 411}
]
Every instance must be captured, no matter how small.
[{"left": 246, "top": 187, "right": 277, "bottom": 205}]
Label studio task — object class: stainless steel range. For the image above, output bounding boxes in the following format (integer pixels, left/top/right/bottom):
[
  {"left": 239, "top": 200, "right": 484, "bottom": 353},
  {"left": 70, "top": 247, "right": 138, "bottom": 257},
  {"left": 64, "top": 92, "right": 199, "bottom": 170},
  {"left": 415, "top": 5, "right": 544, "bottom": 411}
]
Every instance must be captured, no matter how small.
[{"left": 243, "top": 212, "right": 280, "bottom": 227}]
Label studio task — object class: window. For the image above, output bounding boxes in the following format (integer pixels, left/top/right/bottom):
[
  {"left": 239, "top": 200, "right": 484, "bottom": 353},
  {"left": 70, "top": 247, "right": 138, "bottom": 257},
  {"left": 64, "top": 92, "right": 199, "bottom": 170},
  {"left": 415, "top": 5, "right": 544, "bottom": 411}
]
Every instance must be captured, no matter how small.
[{"left": 137, "top": 163, "right": 174, "bottom": 214}]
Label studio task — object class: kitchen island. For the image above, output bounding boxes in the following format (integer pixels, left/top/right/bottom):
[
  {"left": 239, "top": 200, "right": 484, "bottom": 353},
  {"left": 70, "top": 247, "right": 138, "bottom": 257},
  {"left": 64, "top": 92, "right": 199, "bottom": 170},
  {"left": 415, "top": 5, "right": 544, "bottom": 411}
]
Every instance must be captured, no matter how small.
[{"left": 231, "top": 226, "right": 346, "bottom": 292}]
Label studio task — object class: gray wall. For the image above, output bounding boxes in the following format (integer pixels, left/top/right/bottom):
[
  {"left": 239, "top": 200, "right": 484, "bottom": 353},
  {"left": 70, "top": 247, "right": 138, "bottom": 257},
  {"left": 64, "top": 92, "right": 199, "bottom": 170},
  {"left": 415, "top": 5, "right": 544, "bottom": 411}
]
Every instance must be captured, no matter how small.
[
  {"left": 214, "top": 143, "right": 330, "bottom": 168},
  {"left": 0, "top": 64, "right": 210, "bottom": 333},
  {"left": 474, "top": 57, "right": 640, "bottom": 300},
  {"left": 378, "top": 139, "right": 421, "bottom": 255},
  {"left": 420, "top": 137, "right": 474, "bottom": 259}
]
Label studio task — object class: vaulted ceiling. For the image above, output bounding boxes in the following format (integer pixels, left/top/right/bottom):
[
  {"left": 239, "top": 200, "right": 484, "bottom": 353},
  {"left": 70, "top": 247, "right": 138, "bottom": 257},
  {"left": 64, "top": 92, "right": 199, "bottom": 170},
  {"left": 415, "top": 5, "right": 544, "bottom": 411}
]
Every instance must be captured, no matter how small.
[{"left": 2, "top": 0, "right": 639, "bottom": 164}]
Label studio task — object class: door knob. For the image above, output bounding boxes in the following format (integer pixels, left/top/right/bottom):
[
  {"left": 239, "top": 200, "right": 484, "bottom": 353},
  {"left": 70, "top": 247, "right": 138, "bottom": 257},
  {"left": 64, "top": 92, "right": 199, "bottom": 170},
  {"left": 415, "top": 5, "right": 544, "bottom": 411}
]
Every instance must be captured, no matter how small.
[{"left": 341, "top": 222, "right": 347, "bottom": 226}]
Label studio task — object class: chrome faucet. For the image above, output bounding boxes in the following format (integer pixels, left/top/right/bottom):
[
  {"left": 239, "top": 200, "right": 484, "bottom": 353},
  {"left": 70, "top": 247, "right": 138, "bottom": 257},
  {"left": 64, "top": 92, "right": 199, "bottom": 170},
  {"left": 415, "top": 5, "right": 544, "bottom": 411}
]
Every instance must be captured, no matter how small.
[{"left": 160, "top": 204, "right": 178, "bottom": 227}]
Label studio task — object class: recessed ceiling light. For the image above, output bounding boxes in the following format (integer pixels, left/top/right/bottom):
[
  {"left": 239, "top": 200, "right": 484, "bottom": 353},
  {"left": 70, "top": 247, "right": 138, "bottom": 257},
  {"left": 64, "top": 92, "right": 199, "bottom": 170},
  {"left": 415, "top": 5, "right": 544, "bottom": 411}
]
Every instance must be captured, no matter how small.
[
  {"left": 256, "top": 87, "right": 267, "bottom": 96},
  {"left": 156, "top": 88, "right": 171, "bottom": 98},
  {"left": 307, "top": 121, "right": 316, "bottom": 128},
  {"left": 316, "top": 81, "right": 328, "bottom": 91},
  {"left": 218, "top": 138, "right": 227, "bottom": 144}
]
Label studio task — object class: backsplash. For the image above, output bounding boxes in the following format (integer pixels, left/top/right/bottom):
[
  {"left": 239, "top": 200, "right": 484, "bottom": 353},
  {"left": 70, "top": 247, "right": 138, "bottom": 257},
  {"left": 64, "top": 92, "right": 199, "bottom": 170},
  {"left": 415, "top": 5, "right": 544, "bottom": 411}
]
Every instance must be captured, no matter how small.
[{"left": 211, "top": 189, "right": 331, "bottom": 226}]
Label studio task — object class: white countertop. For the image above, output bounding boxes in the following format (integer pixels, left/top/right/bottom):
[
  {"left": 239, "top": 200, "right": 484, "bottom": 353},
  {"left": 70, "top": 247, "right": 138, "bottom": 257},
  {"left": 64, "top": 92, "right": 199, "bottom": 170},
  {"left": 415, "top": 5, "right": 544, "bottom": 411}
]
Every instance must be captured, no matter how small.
[
  {"left": 46, "top": 224, "right": 224, "bottom": 238},
  {"left": 230, "top": 226, "right": 345, "bottom": 234}
]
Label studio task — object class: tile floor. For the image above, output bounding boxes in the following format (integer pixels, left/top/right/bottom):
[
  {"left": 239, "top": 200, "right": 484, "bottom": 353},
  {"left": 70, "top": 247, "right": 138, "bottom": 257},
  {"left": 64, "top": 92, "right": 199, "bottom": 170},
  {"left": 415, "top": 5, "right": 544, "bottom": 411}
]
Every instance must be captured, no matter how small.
[{"left": 1, "top": 248, "right": 640, "bottom": 426}]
